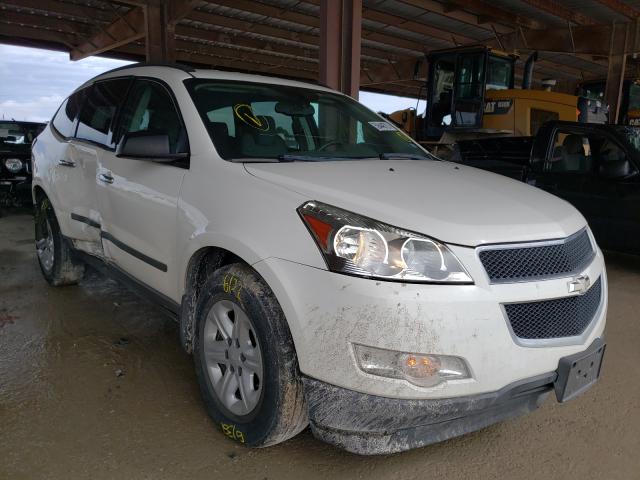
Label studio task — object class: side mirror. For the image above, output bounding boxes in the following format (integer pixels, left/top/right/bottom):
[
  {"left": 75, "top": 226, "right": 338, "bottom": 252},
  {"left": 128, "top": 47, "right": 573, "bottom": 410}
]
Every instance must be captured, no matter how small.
[
  {"left": 116, "top": 131, "right": 188, "bottom": 162},
  {"left": 599, "top": 159, "right": 637, "bottom": 179}
]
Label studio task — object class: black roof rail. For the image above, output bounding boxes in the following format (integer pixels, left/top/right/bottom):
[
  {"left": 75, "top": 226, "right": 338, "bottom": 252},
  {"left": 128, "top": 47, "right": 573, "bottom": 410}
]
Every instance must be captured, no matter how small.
[{"left": 97, "top": 62, "right": 197, "bottom": 78}]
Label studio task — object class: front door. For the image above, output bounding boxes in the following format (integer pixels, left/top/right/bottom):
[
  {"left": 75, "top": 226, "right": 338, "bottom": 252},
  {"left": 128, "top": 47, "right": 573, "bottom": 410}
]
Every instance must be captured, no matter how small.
[
  {"left": 532, "top": 126, "right": 640, "bottom": 252},
  {"left": 97, "top": 78, "right": 188, "bottom": 299}
]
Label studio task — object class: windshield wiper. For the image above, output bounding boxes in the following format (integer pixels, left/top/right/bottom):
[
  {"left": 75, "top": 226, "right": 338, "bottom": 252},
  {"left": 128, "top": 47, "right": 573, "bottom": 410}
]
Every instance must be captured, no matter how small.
[
  {"left": 278, "top": 154, "right": 326, "bottom": 162},
  {"left": 277, "top": 154, "right": 369, "bottom": 162},
  {"left": 379, "top": 152, "right": 430, "bottom": 160}
]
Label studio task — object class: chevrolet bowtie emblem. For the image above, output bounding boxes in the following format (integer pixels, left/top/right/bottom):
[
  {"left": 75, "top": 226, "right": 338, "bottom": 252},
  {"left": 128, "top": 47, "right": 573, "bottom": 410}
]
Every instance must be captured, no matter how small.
[{"left": 568, "top": 275, "right": 591, "bottom": 295}]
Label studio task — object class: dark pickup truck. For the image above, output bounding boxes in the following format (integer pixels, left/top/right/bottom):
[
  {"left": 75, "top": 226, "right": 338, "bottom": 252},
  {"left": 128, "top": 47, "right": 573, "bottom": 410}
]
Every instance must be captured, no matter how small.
[
  {"left": 0, "top": 120, "right": 46, "bottom": 207},
  {"left": 456, "top": 121, "right": 640, "bottom": 254}
]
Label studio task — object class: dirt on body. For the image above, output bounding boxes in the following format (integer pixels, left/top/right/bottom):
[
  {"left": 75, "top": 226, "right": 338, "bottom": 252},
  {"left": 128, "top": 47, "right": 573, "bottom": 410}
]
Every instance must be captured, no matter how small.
[{"left": 1, "top": 212, "right": 639, "bottom": 480}]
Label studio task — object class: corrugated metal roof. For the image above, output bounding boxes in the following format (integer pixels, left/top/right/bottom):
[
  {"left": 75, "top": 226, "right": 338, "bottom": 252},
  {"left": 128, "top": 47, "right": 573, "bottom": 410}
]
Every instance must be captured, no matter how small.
[{"left": 2, "top": 0, "right": 639, "bottom": 98}]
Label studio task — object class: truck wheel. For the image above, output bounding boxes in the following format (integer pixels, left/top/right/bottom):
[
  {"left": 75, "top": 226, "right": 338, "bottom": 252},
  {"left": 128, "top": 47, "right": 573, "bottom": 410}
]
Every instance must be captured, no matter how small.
[
  {"left": 35, "top": 198, "right": 84, "bottom": 286},
  {"left": 193, "top": 263, "right": 308, "bottom": 447}
]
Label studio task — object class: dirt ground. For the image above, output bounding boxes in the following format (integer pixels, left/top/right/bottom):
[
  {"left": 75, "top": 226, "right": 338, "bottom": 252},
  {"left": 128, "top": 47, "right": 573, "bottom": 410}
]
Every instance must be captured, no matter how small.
[{"left": 1, "top": 211, "right": 639, "bottom": 480}]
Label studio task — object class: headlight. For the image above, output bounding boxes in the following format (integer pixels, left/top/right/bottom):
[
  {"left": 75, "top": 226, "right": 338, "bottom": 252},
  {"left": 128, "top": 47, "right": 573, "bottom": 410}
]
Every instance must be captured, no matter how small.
[
  {"left": 298, "top": 201, "right": 472, "bottom": 283},
  {"left": 4, "top": 158, "right": 23, "bottom": 173}
]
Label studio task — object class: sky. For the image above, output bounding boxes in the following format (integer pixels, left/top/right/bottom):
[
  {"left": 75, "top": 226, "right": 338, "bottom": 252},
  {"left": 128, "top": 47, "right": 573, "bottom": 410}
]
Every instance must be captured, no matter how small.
[{"left": 0, "top": 45, "right": 423, "bottom": 123}]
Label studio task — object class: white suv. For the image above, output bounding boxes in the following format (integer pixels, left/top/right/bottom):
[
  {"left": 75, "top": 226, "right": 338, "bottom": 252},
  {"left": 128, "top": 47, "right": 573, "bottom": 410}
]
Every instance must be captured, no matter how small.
[{"left": 32, "top": 64, "right": 607, "bottom": 454}]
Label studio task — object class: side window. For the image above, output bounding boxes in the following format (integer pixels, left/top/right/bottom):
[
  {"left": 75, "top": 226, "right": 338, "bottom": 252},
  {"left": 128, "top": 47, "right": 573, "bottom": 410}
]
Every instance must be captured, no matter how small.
[
  {"left": 52, "top": 89, "right": 86, "bottom": 138},
  {"left": 76, "top": 79, "right": 130, "bottom": 147},
  {"left": 593, "top": 136, "right": 632, "bottom": 179},
  {"left": 118, "top": 80, "right": 187, "bottom": 154},
  {"left": 207, "top": 106, "right": 235, "bottom": 136},
  {"left": 548, "top": 130, "right": 594, "bottom": 174}
]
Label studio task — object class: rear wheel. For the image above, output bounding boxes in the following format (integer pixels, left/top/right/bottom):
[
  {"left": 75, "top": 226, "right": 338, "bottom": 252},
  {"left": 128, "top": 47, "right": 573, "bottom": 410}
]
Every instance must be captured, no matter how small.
[
  {"left": 194, "top": 263, "right": 308, "bottom": 447},
  {"left": 35, "top": 197, "right": 84, "bottom": 286}
]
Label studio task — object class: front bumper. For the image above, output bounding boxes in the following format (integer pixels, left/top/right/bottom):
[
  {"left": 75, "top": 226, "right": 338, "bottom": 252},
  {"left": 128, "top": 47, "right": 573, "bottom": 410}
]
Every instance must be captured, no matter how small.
[
  {"left": 0, "top": 177, "right": 32, "bottom": 205},
  {"left": 303, "top": 372, "right": 554, "bottom": 454},
  {"left": 253, "top": 250, "right": 607, "bottom": 400},
  {"left": 305, "top": 336, "right": 605, "bottom": 455}
]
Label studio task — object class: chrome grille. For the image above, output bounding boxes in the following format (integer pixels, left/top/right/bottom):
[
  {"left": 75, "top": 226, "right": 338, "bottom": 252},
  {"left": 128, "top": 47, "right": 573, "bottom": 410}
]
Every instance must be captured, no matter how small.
[
  {"left": 504, "top": 277, "right": 602, "bottom": 340},
  {"left": 479, "top": 229, "right": 594, "bottom": 283}
]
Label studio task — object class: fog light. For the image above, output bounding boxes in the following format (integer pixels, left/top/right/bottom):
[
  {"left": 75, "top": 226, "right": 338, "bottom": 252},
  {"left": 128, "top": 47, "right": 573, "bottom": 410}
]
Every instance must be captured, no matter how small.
[{"left": 354, "top": 344, "right": 470, "bottom": 388}]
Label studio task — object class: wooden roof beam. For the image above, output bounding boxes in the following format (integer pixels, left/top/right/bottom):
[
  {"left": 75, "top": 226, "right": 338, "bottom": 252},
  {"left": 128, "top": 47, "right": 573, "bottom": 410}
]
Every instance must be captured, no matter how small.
[
  {"left": 520, "top": 0, "right": 595, "bottom": 25},
  {"left": 0, "top": 10, "right": 94, "bottom": 36},
  {"left": 0, "top": 0, "right": 115, "bottom": 22},
  {"left": 70, "top": 6, "right": 145, "bottom": 60},
  {"left": 396, "top": 0, "right": 511, "bottom": 34},
  {"left": 0, "top": 21, "right": 77, "bottom": 48},
  {"left": 186, "top": 10, "right": 409, "bottom": 61},
  {"left": 594, "top": 0, "right": 640, "bottom": 19},
  {"left": 441, "top": 0, "right": 546, "bottom": 30},
  {"left": 206, "top": 0, "right": 429, "bottom": 53}
]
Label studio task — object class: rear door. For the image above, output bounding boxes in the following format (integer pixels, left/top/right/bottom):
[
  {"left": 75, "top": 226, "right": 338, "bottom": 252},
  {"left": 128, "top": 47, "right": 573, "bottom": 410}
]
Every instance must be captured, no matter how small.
[
  {"left": 97, "top": 78, "right": 188, "bottom": 299},
  {"left": 47, "top": 88, "right": 99, "bottom": 243}
]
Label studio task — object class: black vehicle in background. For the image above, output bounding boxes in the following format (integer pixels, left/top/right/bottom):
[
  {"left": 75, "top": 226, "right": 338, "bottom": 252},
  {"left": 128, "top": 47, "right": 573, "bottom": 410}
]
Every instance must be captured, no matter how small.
[
  {"left": 0, "top": 120, "right": 46, "bottom": 207},
  {"left": 455, "top": 121, "right": 640, "bottom": 254}
]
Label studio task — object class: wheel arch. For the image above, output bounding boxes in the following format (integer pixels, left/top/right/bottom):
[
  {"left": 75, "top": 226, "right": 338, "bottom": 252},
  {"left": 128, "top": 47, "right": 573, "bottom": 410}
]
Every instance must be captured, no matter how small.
[{"left": 179, "top": 245, "right": 254, "bottom": 354}]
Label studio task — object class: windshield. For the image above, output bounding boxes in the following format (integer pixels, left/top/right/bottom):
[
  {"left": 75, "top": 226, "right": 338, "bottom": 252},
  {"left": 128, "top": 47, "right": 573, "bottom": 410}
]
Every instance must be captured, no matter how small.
[
  {"left": 486, "top": 55, "right": 513, "bottom": 90},
  {"left": 615, "top": 126, "right": 640, "bottom": 152},
  {"left": 185, "top": 80, "right": 431, "bottom": 162},
  {"left": 627, "top": 83, "right": 640, "bottom": 111},
  {"left": 0, "top": 122, "right": 45, "bottom": 146},
  {"left": 579, "top": 82, "right": 605, "bottom": 102}
]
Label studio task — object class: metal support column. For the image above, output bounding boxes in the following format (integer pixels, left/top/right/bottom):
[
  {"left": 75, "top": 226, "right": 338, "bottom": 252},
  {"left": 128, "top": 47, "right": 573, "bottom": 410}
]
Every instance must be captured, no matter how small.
[
  {"left": 604, "top": 22, "right": 629, "bottom": 124},
  {"left": 145, "top": 3, "right": 176, "bottom": 63},
  {"left": 319, "top": 0, "right": 362, "bottom": 99}
]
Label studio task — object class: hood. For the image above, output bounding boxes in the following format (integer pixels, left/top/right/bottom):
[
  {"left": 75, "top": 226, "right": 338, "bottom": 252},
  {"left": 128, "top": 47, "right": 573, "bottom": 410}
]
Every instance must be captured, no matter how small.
[{"left": 245, "top": 160, "right": 586, "bottom": 247}]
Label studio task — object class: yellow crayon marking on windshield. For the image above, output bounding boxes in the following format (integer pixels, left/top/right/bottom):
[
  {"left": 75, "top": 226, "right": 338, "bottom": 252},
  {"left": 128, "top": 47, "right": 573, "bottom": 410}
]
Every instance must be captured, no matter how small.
[{"left": 234, "top": 104, "right": 270, "bottom": 131}]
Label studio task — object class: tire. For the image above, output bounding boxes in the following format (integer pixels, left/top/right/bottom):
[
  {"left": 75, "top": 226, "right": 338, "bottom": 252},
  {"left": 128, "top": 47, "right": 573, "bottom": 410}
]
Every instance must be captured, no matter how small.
[
  {"left": 34, "top": 197, "right": 84, "bottom": 286},
  {"left": 194, "top": 263, "right": 308, "bottom": 447}
]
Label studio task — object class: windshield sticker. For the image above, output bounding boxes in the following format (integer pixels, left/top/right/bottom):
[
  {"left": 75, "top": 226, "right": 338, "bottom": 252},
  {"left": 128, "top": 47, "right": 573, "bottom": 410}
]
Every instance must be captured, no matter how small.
[
  {"left": 368, "top": 121, "right": 396, "bottom": 132},
  {"left": 0, "top": 129, "right": 9, "bottom": 137},
  {"left": 233, "top": 104, "right": 270, "bottom": 131}
]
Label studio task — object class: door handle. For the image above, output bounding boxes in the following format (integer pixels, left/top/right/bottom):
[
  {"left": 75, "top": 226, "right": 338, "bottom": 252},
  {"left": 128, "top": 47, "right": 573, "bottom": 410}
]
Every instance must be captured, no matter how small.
[
  {"left": 58, "top": 159, "right": 75, "bottom": 167},
  {"left": 99, "top": 173, "right": 114, "bottom": 184}
]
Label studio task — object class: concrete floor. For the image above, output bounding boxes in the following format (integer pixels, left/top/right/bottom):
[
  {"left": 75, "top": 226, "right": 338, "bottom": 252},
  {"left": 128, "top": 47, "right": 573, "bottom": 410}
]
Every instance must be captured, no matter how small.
[{"left": 1, "top": 211, "right": 639, "bottom": 480}]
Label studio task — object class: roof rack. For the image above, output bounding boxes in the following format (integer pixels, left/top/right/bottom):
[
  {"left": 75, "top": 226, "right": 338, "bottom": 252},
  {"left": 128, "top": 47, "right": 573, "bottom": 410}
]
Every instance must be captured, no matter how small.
[{"left": 96, "top": 62, "right": 197, "bottom": 78}]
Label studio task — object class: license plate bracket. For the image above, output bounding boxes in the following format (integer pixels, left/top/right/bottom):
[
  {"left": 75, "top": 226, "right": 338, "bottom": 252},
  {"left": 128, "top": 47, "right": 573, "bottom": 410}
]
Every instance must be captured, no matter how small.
[{"left": 555, "top": 338, "right": 606, "bottom": 403}]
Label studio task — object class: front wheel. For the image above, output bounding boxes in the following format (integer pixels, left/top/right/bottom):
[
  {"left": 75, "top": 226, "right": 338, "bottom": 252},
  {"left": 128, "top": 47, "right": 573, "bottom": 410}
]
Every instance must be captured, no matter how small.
[
  {"left": 193, "top": 263, "right": 308, "bottom": 447},
  {"left": 35, "top": 198, "right": 84, "bottom": 286}
]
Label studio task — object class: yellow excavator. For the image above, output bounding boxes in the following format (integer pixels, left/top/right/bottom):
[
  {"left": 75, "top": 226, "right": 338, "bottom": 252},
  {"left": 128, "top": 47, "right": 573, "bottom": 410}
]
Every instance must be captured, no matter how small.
[{"left": 387, "top": 46, "right": 607, "bottom": 148}]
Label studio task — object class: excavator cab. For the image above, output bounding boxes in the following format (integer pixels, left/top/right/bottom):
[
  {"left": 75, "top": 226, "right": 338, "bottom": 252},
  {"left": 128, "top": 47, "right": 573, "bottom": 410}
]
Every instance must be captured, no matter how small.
[
  {"left": 386, "top": 46, "right": 607, "bottom": 149},
  {"left": 578, "top": 79, "right": 640, "bottom": 125},
  {"left": 425, "top": 47, "right": 515, "bottom": 140}
]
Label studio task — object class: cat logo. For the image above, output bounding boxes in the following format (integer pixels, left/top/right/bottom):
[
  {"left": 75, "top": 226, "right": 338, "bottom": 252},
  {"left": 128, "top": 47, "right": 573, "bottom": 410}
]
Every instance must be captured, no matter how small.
[
  {"left": 484, "top": 99, "right": 513, "bottom": 115},
  {"left": 233, "top": 104, "right": 270, "bottom": 131}
]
